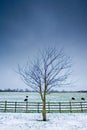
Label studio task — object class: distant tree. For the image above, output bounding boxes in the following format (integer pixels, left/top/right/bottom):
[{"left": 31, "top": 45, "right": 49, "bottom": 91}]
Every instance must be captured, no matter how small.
[
  {"left": 18, "top": 48, "right": 72, "bottom": 121},
  {"left": 25, "top": 88, "right": 30, "bottom": 92},
  {"left": 0, "top": 89, "right": 2, "bottom": 92}
]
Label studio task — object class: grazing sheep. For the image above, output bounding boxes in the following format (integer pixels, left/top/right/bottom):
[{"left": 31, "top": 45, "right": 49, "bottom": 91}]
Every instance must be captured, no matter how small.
[
  {"left": 71, "top": 97, "right": 75, "bottom": 100},
  {"left": 24, "top": 96, "right": 28, "bottom": 101},
  {"left": 24, "top": 98, "right": 28, "bottom": 101},
  {"left": 81, "top": 97, "right": 85, "bottom": 100}
]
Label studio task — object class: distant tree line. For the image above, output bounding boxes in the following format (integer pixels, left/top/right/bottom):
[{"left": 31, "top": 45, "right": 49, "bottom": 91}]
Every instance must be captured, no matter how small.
[
  {"left": 0, "top": 88, "right": 33, "bottom": 92},
  {"left": 0, "top": 88, "right": 87, "bottom": 93}
]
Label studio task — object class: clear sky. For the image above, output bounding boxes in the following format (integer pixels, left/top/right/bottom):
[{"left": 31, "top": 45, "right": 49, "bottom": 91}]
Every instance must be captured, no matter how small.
[{"left": 0, "top": 0, "right": 87, "bottom": 91}]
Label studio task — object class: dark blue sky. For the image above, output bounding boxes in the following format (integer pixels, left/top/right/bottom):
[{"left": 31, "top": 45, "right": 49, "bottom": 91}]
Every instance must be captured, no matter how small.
[{"left": 0, "top": 0, "right": 87, "bottom": 90}]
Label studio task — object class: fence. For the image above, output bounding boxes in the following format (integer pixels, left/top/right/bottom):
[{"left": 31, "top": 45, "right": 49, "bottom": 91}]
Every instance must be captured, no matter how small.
[{"left": 0, "top": 101, "right": 87, "bottom": 113}]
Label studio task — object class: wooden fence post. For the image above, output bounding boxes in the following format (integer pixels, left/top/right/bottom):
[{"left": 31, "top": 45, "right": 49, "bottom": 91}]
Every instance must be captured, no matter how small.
[
  {"left": 26, "top": 101, "right": 28, "bottom": 112},
  {"left": 69, "top": 102, "right": 72, "bottom": 112},
  {"left": 15, "top": 102, "right": 17, "bottom": 112},
  {"left": 48, "top": 102, "right": 50, "bottom": 113},
  {"left": 80, "top": 102, "right": 83, "bottom": 112},
  {"left": 4, "top": 101, "right": 7, "bottom": 112},
  {"left": 37, "top": 102, "right": 40, "bottom": 113},
  {"left": 59, "top": 102, "right": 61, "bottom": 113}
]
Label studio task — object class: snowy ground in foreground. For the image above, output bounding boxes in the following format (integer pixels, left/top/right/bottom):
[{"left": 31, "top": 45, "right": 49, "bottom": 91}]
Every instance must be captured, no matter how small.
[{"left": 0, "top": 113, "right": 87, "bottom": 130}]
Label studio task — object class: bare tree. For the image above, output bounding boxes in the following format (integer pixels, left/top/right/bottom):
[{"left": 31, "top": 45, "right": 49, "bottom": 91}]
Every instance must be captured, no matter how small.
[{"left": 18, "top": 48, "right": 72, "bottom": 121}]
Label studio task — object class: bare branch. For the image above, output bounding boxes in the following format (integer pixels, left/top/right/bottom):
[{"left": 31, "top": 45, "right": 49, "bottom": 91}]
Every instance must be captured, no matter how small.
[{"left": 18, "top": 48, "right": 72, "bottom": 94}]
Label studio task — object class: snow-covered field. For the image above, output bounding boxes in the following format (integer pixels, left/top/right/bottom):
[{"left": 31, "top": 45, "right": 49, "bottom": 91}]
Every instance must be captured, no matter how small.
[
  {"left": 0, "top": 92, "right": 87, "bottom": 102},
  {"left": 0, "top": 113, "right": 87, "bottom": 130}
]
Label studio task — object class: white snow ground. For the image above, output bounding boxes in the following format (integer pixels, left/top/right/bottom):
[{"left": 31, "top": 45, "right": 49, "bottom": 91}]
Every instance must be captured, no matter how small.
[{"left": 0, "top": 113, "right": 87, "bottom": 130}]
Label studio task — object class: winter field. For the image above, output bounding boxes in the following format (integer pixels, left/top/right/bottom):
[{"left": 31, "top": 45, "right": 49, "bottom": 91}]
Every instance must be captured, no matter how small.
[
  {"left": 0, "top": 113, "right": 87, "bottom": 130},
  {"left": 0, "top": 92, "right": 87, "bottom": 130},
  {"left": 0, "top": 92, "right": 87, "bottom": 102}
]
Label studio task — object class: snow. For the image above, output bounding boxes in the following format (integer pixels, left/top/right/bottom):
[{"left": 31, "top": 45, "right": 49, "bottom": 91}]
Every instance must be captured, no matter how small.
[{"left": 0, "top": 113, "right": 87, "bottom": 130}]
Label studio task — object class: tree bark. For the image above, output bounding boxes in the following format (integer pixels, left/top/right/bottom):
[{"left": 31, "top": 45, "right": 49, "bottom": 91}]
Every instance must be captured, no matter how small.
[
  {"left": 42, "top": 90, "right": 46, "bottom": 121},
  {"left": 42, "top": 99, "right": 46, "bottom": 121}
]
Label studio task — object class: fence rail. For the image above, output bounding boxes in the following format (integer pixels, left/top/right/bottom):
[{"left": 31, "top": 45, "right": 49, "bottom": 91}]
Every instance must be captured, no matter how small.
[{"left": 0, "top": 101, "right": 87, "bottom": 113}]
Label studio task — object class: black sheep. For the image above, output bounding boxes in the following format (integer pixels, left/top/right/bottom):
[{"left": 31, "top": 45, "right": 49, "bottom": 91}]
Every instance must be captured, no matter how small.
[
  {"left": 24, "top": 96, "right": 28, "bottom": 101},
  {"left": 81, "top": 97, "right": 85, "bottom": 100},
  {"left": 71, "top": 97, "right": 75, "bottom": 100},
  {"left": 24, "top": 98, "right": 28, "bottom": 101}
]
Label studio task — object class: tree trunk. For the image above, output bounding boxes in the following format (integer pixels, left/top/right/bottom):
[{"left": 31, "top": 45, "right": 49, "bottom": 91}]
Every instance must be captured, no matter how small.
[{"left": 42, "top": 99, "right": 46, "bottom": 121}]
